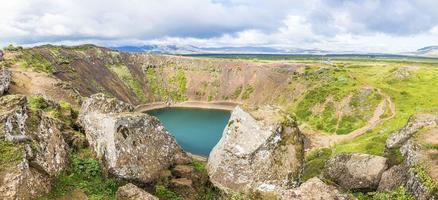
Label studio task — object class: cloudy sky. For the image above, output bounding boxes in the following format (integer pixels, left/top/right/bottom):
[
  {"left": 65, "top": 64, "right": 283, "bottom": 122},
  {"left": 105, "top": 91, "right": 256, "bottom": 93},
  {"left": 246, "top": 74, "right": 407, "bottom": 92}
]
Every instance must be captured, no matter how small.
[{"left": 1, "top": 0, "right": 437, "bottom": 53}]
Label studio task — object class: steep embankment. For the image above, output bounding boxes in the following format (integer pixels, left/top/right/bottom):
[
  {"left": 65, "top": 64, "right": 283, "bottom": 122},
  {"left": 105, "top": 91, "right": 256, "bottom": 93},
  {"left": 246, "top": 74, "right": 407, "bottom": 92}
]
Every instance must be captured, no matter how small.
[
  {"left": 3, "top": 45, "right": 299, "bottom": 107},
  {"left": 1, "top": 44, "right": 392, "bottom": 140}
]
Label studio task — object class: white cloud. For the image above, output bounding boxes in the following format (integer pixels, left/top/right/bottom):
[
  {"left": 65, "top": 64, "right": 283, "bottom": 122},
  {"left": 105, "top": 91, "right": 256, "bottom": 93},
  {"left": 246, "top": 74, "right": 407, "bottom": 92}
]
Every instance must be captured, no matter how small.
[{"left": 0, "top": 0, "right": 437, "bottom": 52}]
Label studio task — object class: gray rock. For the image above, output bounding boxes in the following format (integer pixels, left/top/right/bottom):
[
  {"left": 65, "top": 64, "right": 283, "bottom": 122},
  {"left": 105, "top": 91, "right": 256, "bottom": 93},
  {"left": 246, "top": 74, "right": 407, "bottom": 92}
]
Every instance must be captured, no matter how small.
[
  {"left": 400, "top": 139, "right": 423, "bottom": 166},
  {"left": 385, "top": 114, "right": 438, "bottom": 151},
  {"left": 0, "top": 66, "right": 11, "bottom": 96},
  {"left": 207, "top": 106, "right": 304, "bottom": 197},
  {"left": 322, "top": 153, "right": 388, "bottom": 191},
  {"left": 281, "top": 177, "right": 352, "bottom": 200},
  {"left": 383, "top": 113, "right": 438, "bottom": 200},
  {"left": 377, "top": 163, "right": 409, "bottom": 192},
  {"left": 79, "top": 94, "right": 190, "bottom": 183},
  {"left": 116, "top": 183, "right": 158, "bottom": 200},
  {"left": 0, "top": 95, "right": 70, "bottom": 199}
]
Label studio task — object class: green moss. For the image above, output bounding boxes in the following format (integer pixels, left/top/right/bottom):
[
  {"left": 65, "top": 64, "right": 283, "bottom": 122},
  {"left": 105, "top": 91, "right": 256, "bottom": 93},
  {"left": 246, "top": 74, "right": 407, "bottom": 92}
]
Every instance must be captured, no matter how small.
[
  {"left": 107, "top": 64, "right": 147, "bottom": 103},
  {"left": 27, "top": 96, "right": 57, "bottom": 116},
  {"left": 386, "top": 148, "right": 405, "bottom": 166},
  {"left": 302, "top": 148, "right": 332, "bottom": 181},
  {"left": 0, "top": 140, "right": 23, "bottom": 170}
]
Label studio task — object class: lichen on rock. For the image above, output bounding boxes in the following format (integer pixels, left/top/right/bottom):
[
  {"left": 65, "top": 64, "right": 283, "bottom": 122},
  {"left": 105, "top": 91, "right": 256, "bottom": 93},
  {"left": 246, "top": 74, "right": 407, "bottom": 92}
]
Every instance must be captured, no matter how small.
[{"left": 78, "top": 93, "right": 190, "bottom": 183}]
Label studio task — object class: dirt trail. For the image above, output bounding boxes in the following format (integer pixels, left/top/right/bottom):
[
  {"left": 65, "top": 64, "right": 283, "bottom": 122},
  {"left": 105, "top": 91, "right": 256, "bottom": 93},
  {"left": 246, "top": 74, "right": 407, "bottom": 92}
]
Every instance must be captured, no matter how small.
[{"left": 304, "top": 88, "right": 396, "bottom": 150}]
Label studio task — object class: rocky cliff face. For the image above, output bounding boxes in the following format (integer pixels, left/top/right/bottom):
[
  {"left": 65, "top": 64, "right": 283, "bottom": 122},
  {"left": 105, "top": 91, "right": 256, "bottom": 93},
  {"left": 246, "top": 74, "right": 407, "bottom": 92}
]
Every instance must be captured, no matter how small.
[
  {"left": 0, "top": 95, "right": 70, "bottom": 199},
  {"left": 4, "top": 45, "right": 299, "bottom": 106},
  {"left": 78, "top": 93, "right": 190, "bottom": 183},
  {"left": 207, "top": 106, "right": 304, "bottom": 197}
]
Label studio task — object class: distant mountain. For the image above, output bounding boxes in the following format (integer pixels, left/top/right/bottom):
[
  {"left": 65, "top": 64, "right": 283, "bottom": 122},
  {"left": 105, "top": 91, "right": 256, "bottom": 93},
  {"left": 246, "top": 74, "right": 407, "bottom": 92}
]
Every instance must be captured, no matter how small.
[
  {"left": 110, "top": 44, "right": 330, "bottom": 55},
  {"left": 404, "top": 46, "right": 438, "bottom": 58}
]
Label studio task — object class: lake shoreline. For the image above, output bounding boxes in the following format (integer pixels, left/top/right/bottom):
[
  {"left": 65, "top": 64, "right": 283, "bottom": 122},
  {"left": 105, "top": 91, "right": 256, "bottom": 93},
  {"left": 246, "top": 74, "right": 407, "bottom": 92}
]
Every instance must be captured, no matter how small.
[{"left": 135, "top": 101, "right": 239, "bottom": 112}]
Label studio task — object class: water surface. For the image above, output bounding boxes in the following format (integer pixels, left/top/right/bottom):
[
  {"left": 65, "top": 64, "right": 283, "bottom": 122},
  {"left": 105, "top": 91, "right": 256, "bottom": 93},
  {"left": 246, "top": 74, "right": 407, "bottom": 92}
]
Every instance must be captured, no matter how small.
[{"left": 148, "top": 107, "right": 231, "bottom": 156}]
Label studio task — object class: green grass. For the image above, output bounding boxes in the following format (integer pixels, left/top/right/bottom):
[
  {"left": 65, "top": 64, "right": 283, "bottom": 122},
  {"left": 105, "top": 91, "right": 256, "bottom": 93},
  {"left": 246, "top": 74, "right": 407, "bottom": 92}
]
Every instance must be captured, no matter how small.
[
  {"left": 154, "top": 185, "right": 184, "bottom": 200},
  {"left": 19, "top": 49, "right": 54, "bottom": 73},
  {"left": 192, "top": 160, "right": 206, "bottom": 172},
  {"left": 39, "top": 148, "right": 121, "bottom": 200},
  {"left": 354, "top": 186, "right": 414, "bottom": 200},
  {"left": 107, "top": 64, "right": 147, "bottom": 103}
]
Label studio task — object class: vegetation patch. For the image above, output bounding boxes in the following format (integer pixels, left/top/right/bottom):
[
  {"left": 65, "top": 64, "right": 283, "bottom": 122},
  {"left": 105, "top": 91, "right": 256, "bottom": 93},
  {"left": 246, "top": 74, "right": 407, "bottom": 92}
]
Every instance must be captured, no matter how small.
[
  {"left": 154, "top": 184, "right": 184, "bottom": 200},
  {"left": 302, "top": 148, "right": 332, "bottom": 181},
  {"left": 354, "top": 186, "right": 414, "bottom": 200},
  {"left": 145, "top": 68, "right": 167, "bottom": 99},
  {"left": 169, "top": 69, "right": 188, "bottom": 102},
  {"left": 107, "top": 64, "right": 147, "bottom": 103},
  {"left": 231, "top": 86, "right": 243, "bottom": 99},
  {"left": 412, "top": 164, "right": 438, "bottom": 196},
  {"left": 241, "top": 85, "right": 254, "bottom": 100},
  {"left": 38, "top": 148, "right": 121, "bottom": 200},
  {"left": 19, "top": 49, "right": 54, "bottom": 73}
]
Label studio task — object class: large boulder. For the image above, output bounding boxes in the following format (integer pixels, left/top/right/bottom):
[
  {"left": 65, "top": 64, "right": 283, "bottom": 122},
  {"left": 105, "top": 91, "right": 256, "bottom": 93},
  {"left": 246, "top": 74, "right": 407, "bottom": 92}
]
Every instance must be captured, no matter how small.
[
  {"left": 280, "top": 177, "right": 351, "bottom": 200},
  {"left": 0, "top": 95, "right": 70, "bottom": 199},
  {"left": 322, "top": 153, "right": 388, "bottom": 191},
  {"left": 0, "top": 66, "right": 11, "bottom": 95},
  {"left": 116, "top": 183, "right": 159, "bottom": 200},
  {"left": 78, "top": 93, "right": 190, "bottom": 183},
  {"left": 207, "top": 106, "right": 304, "bottom": 197}
]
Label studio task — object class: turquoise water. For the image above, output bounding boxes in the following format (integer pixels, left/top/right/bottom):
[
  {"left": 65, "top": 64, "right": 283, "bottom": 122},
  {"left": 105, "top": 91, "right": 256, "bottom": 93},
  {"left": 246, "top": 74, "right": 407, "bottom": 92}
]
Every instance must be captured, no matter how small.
[{"left": 147, "top": 107, "right": 231, "bottom": 156}]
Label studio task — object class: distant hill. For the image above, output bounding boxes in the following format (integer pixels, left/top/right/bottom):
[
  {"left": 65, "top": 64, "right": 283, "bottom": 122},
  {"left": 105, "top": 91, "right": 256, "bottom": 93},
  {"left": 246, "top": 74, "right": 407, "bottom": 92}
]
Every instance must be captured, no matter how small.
[
  {"left": 404, "top": 46, "right": 438, "bottom": 58},
  {"left": 110, "top": 44, "right": 330, "bottom": 55}
]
